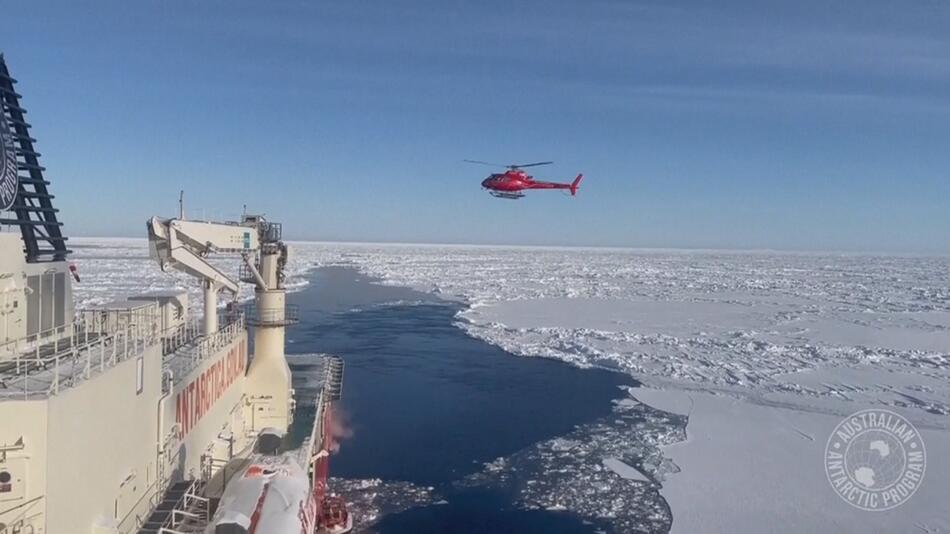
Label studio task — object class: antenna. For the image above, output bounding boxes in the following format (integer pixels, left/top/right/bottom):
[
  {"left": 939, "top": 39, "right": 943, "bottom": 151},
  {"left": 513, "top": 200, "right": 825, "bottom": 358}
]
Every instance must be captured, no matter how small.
[{"left": 179, "top": 190, "right": 185, "bottom": 220}]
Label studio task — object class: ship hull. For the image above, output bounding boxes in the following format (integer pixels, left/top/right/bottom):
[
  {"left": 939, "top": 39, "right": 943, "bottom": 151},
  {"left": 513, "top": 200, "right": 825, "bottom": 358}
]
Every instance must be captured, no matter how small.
[{"left": 0, "top": 324, "right": 253, "bottom": 533}]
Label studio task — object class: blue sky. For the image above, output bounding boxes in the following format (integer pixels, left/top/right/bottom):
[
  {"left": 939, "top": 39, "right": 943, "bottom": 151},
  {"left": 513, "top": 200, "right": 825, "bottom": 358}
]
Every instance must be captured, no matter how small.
[{"left": 4, "top": 0, "right": 949, "bottom": 252}]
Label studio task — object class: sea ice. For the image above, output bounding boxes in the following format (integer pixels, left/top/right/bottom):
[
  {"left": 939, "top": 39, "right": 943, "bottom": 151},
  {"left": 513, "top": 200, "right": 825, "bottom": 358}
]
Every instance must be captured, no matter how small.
[
  {"left": 635, "top": 387, "right": 950, "bottom": 533},
  {"left": 70, "top": 239, "right": 950, "bottom": 532},
  {"left": 602, "top": 457, "right": 650, "bottom": 482}
]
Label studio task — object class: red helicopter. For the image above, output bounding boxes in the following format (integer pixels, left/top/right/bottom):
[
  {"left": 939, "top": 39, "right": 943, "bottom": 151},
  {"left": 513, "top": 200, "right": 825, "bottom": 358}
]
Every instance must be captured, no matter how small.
[{"left": 466, "top": 160, "right": 583, "bottom": 199}]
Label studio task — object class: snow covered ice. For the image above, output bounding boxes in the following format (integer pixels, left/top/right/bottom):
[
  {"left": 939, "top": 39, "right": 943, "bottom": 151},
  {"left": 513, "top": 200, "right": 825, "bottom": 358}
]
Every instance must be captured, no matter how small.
[
  {"left": 69, "top": 237, "right": 319, "bottom": 310},
  {"left": 71, "top": 239, "right": 950, "bottom": 532}
]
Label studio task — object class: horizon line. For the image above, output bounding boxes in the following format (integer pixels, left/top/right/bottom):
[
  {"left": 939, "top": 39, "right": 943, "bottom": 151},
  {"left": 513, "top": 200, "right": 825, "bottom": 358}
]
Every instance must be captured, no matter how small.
[{"left": 66, "top": 235, "right": 950, "bottom": 258}]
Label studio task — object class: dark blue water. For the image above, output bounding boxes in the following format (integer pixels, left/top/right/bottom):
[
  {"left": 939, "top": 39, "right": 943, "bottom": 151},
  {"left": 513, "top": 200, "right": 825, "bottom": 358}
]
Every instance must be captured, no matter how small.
[{"left": 287, "top": 267, "right": 637, "bottom": 533}]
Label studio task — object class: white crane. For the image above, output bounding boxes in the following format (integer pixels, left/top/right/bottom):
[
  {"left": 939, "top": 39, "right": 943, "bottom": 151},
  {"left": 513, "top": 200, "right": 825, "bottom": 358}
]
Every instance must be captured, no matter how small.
[
  {"left": 146, "top": 214, "right": 274, "bottom": 334},
  {"left": 147, "top": 211, "right": 296, "bottom": 430}
]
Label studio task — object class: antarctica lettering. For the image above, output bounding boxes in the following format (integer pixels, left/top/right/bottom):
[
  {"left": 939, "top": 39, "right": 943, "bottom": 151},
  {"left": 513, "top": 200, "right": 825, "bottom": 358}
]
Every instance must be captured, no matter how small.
[
  {"left": 175, "top": 339, "right": 247, "bottom": 439},
  {"left": 824, "top": 409, "right": 926, "bottom": 511}
]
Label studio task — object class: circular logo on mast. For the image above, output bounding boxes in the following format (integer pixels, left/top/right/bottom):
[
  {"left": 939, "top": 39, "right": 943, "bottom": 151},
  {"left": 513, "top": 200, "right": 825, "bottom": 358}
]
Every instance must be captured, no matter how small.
[{"left": 0, "top": 104, "right": 19, "bottom": 211}]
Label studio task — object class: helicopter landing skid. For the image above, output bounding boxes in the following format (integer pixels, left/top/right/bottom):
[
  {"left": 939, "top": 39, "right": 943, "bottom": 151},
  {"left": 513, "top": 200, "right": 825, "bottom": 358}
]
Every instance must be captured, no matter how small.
[{"left": 488, "top": 191, "right": 525, "bottom": 200}]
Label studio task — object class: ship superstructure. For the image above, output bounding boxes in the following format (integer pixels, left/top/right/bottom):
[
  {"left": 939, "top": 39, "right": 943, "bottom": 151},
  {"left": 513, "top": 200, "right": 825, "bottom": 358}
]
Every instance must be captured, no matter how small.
[{"left": 0, "top": 55, "right": 346, "bottom": 534}]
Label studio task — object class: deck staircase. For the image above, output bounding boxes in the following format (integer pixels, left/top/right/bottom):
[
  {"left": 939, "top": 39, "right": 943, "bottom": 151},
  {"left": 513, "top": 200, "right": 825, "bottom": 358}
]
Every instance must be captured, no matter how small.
[{"left": 138, "top": 480, "right": 211, "bottom": 534}]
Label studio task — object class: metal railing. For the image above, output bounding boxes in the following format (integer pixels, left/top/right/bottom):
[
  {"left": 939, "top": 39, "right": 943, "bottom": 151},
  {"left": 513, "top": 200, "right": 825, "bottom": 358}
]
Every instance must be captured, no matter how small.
[
  {"left": 186, "top": 318, "right": 244, "bottom": 361},
  {"left": 0, "top": 323, "right": 71, "bottom": 357},
  {"left": 261, "top": 221, "right": 281, "bottom": 243},
  {"left": 161, "top": 320, "right": 204, "bottom": 356},
  {"left": 157, "top": 479, "right": 210, "bottom": 534},
  {"left": 115, "top": 476, "right": 164, "bottom": 534},
  {"left": 0, "top": 312, "right": 160, "bottom": 400},
  {"left": 238, "top": 262, "right": 259, "bottom": 284},
  {"left": 115, "top": 429, "right": 184, "bottom": 534},
  {"left": 163, "top": 315, "right": 245, "bottom": 380},
  {"left": 244, "top": 304, "right": 299, "bottom": 327},
  {"left": 325, "top": 355, "right": 344, "bottom": 401},
  {"left": 161, "top": 310, "right": 244, "bottom": 356},
  {"left": 0, "top": 495, "right": 44, "bottom": 533},
  {"left": 200, "top": 455, "right": 232, "bottom": 483}
]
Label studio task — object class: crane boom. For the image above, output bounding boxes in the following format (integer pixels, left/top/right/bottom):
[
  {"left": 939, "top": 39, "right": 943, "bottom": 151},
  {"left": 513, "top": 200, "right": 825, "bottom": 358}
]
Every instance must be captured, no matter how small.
[
  {"left": 147, "top": 217, "right": 260, "bottom": 295},
  {"left": 147, "top": 214, "right": 282, "bottom": 334}
]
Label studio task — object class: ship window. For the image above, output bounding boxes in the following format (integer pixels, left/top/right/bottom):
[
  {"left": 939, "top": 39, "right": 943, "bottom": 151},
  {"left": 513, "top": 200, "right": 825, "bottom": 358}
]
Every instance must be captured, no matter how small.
[
  {"left": 136, "top": 357, "right": 144, "bottom": 394},
  {"left": 0, "top": 471, "right": 10, "bottom": 483}
]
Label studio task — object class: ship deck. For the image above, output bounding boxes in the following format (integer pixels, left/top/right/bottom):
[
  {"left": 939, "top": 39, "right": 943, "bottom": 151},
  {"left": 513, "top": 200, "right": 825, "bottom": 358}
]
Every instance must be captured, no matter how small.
[
  {"left": 0, "top": 308, "right": 246, "bottom": 400},
  {"left": 286, "top": 353, "right": 344, "bottom": 406},
  {"left": 0, "top": 325, "right": 149, "bottom": 400}
]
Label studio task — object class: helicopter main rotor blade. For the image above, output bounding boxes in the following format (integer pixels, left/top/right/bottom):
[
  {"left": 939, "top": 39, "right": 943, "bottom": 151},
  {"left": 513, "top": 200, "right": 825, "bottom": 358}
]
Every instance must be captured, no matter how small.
[
  {"left": 510, "top": 161, "right": 554, "bottom": 169},
  {"left": 463, "top": 159, "right": 508, "bottom": 167}
]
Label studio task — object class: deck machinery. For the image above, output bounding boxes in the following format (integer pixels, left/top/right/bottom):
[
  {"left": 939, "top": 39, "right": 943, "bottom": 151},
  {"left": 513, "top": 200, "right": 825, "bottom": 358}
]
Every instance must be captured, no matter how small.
[{"left": 0, "top": 55, "right": 348, "bottom": 533}]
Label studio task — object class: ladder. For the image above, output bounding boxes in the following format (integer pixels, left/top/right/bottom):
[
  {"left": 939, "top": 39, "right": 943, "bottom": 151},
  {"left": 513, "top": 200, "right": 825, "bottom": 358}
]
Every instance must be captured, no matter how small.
[{"left": 0, "top": 54, "right": 70, "bottom": 262}]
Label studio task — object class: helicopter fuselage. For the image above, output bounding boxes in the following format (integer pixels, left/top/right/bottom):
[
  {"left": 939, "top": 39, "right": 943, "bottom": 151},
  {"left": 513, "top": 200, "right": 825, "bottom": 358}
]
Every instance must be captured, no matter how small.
[{"left": 481, "top": 169, "right": 582, "bottom": 197}]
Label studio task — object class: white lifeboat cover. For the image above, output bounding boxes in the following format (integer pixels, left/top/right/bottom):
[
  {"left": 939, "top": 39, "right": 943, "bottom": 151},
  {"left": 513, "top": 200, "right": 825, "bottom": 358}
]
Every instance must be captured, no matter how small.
[{"left": 210, "top": 452, "right": 313, "bottom": 534}]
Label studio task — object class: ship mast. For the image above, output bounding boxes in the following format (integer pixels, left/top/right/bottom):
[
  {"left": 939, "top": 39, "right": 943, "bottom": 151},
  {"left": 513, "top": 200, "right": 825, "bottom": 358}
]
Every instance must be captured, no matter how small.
[{"left": 0, "top": 54, "right": 70, "bottom": 262}]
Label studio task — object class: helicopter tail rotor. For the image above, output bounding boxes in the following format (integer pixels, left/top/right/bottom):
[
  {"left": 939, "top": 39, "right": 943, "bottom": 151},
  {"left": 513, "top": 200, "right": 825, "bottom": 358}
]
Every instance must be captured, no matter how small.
[{"left": 570, "top": 174, "right": 583, "bottom": 196}]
